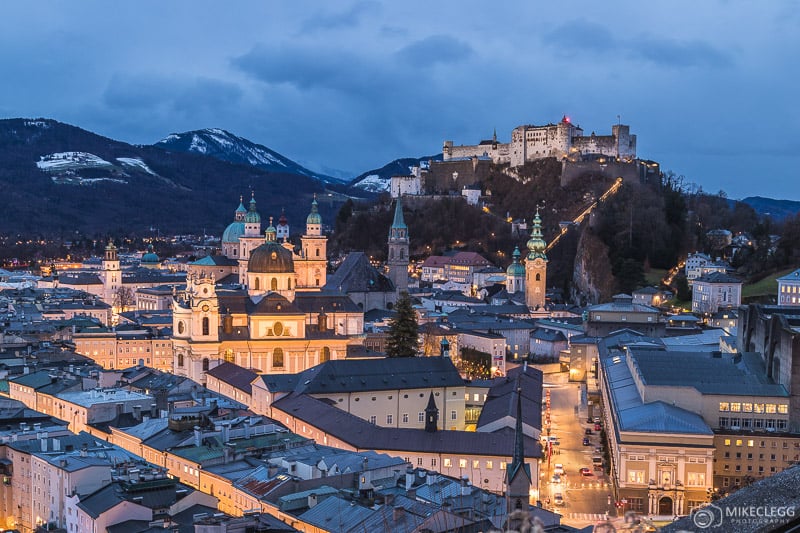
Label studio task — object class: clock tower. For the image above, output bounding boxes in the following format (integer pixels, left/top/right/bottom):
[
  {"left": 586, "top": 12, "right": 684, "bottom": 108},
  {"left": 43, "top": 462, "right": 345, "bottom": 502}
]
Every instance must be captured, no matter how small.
[{"left": 525, "top": 209, "right": 548, "bottom": 310}]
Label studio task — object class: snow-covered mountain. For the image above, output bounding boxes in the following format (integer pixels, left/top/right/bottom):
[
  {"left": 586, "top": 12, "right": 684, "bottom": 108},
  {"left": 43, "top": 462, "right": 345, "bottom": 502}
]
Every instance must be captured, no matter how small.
[{"left": 154, "top": 128, "right": 345, "bottom": 184}]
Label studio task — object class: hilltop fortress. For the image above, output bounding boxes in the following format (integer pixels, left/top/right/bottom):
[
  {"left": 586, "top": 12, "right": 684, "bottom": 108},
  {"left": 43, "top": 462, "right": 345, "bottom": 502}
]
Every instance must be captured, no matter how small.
[{"left": 443, "top": 116, "right": 636, "bottom": 166}]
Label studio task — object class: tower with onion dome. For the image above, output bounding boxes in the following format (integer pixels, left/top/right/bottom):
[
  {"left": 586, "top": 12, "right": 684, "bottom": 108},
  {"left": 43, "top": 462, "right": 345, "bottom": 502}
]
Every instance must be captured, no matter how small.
[{"left": 525, "top": 209, "right": 548, "bottom": 310}]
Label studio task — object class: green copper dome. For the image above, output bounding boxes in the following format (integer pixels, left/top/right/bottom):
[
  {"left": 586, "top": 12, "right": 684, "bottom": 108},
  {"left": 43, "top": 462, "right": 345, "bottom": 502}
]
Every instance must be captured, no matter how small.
[
  {"left": 245, "top": 195, "right": 261, "bottom": 224},
  {"left": 265, "top": 217, "right": 277, "bottom": 242},
  {"left": 526, "top": 209, "right": 548, "bottom": 260},
  {"left": 306, "top": 197, "right": 322, "bottom": 225},
  {"left": 506, "top": 246, "right": 526, "bottom": 277},
  {"left": 141, "top": 244, "right": 160, "bottom": 264},
  {"left": 222, "top": 221, "right": 246, "bottom": 243}
]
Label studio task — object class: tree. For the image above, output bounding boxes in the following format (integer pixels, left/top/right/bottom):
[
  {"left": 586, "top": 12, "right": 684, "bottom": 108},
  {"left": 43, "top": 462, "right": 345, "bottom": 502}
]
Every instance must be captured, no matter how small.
[
  {"left": 386, "top": 292, "right": 418, "bottom": 357},
  {"left": 113, "top": 286, "right": 135, "bottom": 313}
]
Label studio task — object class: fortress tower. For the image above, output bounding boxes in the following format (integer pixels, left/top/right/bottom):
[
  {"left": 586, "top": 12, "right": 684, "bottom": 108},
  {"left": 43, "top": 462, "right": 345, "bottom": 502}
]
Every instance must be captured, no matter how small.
[{"left": 525, "top": 209, "right": 548, "bottom": 310}]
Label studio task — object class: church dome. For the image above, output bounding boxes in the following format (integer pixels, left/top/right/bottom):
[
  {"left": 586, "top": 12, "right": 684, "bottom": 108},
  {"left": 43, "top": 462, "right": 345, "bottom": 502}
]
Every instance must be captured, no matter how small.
[
  {"left": 248, "top": 241, "right": 295, "bottom": 273},
  {"left": 526, "top": 210, "right": 547, "bottom": 260},
  {"left": 306, "top": 198, "right": 321, "bottom": 225},
  {"left": 222, "top": 221, "right": 246, "bottom": 244},
  {"left": 141, "top": 245, "right": 160, "bottom": 264},
  {"left": 506, "top": 247, "right": 525, "bottom": 277}
]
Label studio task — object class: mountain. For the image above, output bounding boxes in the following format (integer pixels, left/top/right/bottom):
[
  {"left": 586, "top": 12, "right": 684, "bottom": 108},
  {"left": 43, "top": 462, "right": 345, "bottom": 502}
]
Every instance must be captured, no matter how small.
[
  {"left": 349, "top": 155, "right": 442, "bottom": 193},
  {"left": 0, "top": 118, "right": 339, "bottom": 236},
  {"left": 155, "top": 128, "right": 345, "bottom": 185},
  {"left": 739, "top": 196, "right": 800, "bottom": 220}
]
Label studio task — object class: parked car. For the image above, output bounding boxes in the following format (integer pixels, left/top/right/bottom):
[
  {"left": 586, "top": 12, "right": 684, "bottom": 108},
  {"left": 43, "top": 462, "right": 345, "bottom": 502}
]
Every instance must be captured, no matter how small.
[
  {"left": 585, "top": 428, "right": 593, "bottom": 435},
  {"left": 554, "top": 492, "right": 564, "bottom": 506},
  {"left": 554, "top": 463, "right": 564, "bottom": 475},
  {"left": 552, "top": 474, "right": 561, "bottom": 484},
  {"left": 593, "top": 416, "right": 601, "bottom": 424},
  {"left": 594, "top": 446, "right": 603, "bottom": 454},
  {"left": 582, "top": 437, "right": 591, "bottom": 446},
  {"left": 594, "top": 423, "right": 602, "bottom": 431},
  {"left": 580, "top": 467, "right": 594, "bottom": 477}
]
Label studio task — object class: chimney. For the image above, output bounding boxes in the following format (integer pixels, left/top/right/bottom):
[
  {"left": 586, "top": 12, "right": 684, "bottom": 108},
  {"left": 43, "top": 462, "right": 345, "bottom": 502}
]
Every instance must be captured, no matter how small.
[
  {"left": 308, "top": 493, "right": 318, "bottom": 508},
  {"left": 223, "top": 444, "right": 234, "bottom": 464},
  {"left": 385, "top": 493, "right": 395, "bottom": 506},
  {"left": 194, "top": 426, "right": 202, "bottom": 447},
  {"left": 23, "top": 366, "right": 30, "bottom": 375},
  {"left": 60, "top": 459, "right": 67, "bottom": 468},
  {"left": 150, "top": 403, "right": 158, "bottom": 419},
  {"left": 405, "top": 468, "right": 415, "bottom": 490},
  {"left": 221, "top": 423, "right": 230, "bottom": 443},
  {"left": 116, "top": 403, "right": 124, "bottom": 416},
  {"left": 133, "top": 405, "right": 142, "bottom": 421},
  {"left": 40, "top": 437, "right": 48, "bottom": 452},
  {"left": 53, "top": 439, "right": 60, "bottom": 452},
  {"left": 268, "top": 464, "right": 278, "bottom": 478},
  {"left": 317, "top": 312, "right": 327, "bottom": 333},
  {"left": 33, "top": 423, "right": 42, "bottom": 431},
  {"left": 80, "top": 443, "right": 88, "bottom": 457}
]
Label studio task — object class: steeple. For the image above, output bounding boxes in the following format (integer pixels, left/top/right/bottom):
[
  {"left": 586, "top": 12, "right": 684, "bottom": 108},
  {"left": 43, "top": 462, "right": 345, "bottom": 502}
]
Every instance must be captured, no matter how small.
[
  {"left": 526, "top": 208, "right": 547, "bottom": 261},
  {"left": 424, "top": 392, "right": 439, "bottom": 432},
  {"left": 265, "top": 217, "right": 277, "bottom": 242},
  {"left": 506, "top": 380, "right": 531, "bottom": 514},
  {"left": 235, "top": 195, "right": 247, "bottom": 221},
  {"left": 387, "top": 197, "right": 409, "bottom": 294}
]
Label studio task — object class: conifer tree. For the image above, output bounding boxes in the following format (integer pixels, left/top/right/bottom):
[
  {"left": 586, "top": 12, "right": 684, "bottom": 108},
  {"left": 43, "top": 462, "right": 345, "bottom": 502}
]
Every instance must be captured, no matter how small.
[{"left": 386, "top": 291, "right": 418, "bottom": 357}]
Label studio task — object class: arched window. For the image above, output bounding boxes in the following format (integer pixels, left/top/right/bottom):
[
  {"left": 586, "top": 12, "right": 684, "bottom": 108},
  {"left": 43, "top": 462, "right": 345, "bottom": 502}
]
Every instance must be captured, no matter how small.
[
  {"left": 271, "top": 278, "right": 278, "bottom": 291},
  {"left": 536, "top": 273, "right": 541, "bottom": 281},
  {"left": 315, "top": 278, "right": 320, "bottom": 286},
  {"left": 273, "top": 348, "right": 284, "bottom": 368},
  {"left": 177, "top": 353, "right": 184, "bottom": 367},
  {"left": 202, "top": 358, "right": 209, "bottom": 371},
  {"left": 321, "top": 347, "right": 331, "bottom": 363},
  {"left": 254, "top": 278, "right": 260, "bottom": 291},
  {"left": 400, "top": 249, "right": 405, "bottom": 259},
  {"left": 202, "top": 317, "right": 209, "bottom": 336},
  {"left": 316, "top": 248, "right": 320, "bottom": 257}
]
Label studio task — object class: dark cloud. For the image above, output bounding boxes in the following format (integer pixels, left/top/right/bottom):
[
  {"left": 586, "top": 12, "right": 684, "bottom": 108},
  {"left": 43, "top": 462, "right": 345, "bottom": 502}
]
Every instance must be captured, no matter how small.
[
  {"left": 544, "top": 19, "right": 733, "bottom": 68},
  {"left": 103, "top": 74, "right": 243, "bottom": 115},
  {"left": 302, "top": 1, "right": 380, "bottom": 31},
  {"left": 396, "top": 35, "right": 474, "bottom": 67}
]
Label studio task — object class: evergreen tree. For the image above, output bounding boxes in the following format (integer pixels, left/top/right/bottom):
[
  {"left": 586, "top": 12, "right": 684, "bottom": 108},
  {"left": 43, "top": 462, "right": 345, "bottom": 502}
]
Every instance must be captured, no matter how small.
[{"left": 386, "top": 292, "right": 419, "bottom": 357}]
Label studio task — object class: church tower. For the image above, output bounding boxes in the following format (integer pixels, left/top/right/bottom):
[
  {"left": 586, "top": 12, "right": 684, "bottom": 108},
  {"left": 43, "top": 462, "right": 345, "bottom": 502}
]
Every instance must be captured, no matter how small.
[
  {"left": 101, "top": 239, "right": 121, "bottom": 303},
  {"left": 387, "top": 197, "right": 409, "bottom": 294},
  {"left": 525, "top": 209, "right": 548, "bottom": 310},
  {"left": 506, "top": 246, "right": 525, "bottom": 295},
  {"left": 506, "top": 381, "right": 531, "bottom": 515},
  {"left": 298, "top": 196, "right": 327, "bottom": 289},
  {"left": 424, "top": 391, "right": 439, "bottom": 432},
  {"left": 238, "top": 193, "right": 263, "bottom": 284}
]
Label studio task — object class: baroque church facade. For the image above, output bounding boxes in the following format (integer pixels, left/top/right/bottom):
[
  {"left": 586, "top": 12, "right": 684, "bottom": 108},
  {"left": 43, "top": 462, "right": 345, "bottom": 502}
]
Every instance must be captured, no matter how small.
[{"left": 173, "top": 196, "right": 364, "bottom": 384}]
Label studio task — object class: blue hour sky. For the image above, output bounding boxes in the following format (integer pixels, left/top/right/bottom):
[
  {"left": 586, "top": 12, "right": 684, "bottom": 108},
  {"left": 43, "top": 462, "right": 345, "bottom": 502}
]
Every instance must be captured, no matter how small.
[{"left": 1, "top": 1, "right": 798, "bottom": 199}]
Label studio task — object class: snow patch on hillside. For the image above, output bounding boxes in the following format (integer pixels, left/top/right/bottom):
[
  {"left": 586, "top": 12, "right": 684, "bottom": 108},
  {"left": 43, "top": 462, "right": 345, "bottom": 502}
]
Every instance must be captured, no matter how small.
[
  {"left": 51, "top": 176, "right": 127, "bottom": 186},
  {"left": 354, "top": 174, "right": 389, "bottom": 192},
  {"left": 37, "top": 152, "right": 113, "bottom": 171},
  {"left": 189, "top": 135, "right": 208, "bottom": 154},
  {"left": 116, "top": 157, "right": 157, "bottom": 176}
]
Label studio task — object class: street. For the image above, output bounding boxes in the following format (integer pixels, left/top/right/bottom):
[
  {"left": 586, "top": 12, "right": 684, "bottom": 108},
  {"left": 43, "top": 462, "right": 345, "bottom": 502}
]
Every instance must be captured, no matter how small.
[{"left": 540, "top": 372, "right": 615, "bottom": 528}]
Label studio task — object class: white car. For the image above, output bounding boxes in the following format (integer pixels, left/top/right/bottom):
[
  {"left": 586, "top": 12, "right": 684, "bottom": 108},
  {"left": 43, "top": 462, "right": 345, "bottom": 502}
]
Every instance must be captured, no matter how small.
[
  {"left": 554, "top": 463, "right": 564, "bottom": 475},
  {"left": 554, "top": 492, "right": 564, "bottom": 506}
]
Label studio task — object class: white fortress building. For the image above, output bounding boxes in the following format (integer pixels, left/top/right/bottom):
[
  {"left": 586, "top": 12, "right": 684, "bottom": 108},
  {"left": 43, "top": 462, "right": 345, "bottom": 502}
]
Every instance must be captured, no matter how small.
[{"left": 443, "top": 116, "right": 636, "bottom": 166}]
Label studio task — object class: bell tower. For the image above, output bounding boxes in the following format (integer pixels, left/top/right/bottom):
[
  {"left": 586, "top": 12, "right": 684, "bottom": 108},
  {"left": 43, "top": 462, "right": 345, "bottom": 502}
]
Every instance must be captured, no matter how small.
[
  {"left": 387, "top": 197, "right": 409, "bottom": 294},
  {"left": 525, "top": 209, "right": 548, "bottom": 310},
  {"left": 101, "top": 239, "right": 121, "bottom": 303},
  {"left": 299, "top": 196, "right": 327, "bottom": 290}
]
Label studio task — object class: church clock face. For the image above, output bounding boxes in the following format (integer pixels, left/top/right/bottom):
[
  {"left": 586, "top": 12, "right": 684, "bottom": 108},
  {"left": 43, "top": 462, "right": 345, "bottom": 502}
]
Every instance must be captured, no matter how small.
[
  {"left": 201, "top": 304, "right": 210, "bottom": 312},
  {"left": 533, "top": 258, "right": 545, "bottom": 268}
]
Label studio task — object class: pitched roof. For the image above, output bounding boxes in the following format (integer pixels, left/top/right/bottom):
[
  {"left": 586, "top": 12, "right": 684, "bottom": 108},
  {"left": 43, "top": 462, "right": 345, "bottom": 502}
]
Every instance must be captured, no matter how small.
[
  {"left": 325, "top": 252, "right": 395, "bottom": 293},
  {"left": 205, "top": 362, "right": 258, "bottom": 394},
  {"left": 694, "top": 272, "right": 742, "bottom": 284}
]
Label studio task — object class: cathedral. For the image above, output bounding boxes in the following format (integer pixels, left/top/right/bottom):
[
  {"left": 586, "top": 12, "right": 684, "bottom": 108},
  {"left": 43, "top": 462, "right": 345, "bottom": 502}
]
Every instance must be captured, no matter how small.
[{"left": 174, "top": 196, "right": 365, "bottom": 384}]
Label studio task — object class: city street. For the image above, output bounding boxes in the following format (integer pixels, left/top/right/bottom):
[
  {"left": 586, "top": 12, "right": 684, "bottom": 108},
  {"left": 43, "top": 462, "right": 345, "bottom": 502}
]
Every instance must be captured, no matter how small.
[{"left": 540, "top": 372, "right": 615, "bottom": 528}]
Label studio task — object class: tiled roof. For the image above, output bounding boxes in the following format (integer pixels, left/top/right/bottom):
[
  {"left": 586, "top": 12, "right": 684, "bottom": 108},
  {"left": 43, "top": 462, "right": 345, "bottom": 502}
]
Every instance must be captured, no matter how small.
[
  {"left": 325, "top": 252, "right": 395, "bottom": 293},
  {"left": 206, "top": 362, "right": 258, "bottom": 394}
]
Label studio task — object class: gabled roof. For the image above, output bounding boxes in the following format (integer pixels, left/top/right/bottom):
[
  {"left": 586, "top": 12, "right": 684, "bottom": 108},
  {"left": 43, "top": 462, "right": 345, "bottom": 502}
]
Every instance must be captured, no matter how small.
[
  {"left": 325, "top": 252, "right": 395, "bottom": 294},
  {"left": 206, "top": 362, "right": 258, "bottom": 394},
  {"left": 694, "top": 272, "right": 742, "bottom": 284},
  {"left": 191, "top": 255, "right": 238, "bottom": 267},
  {"left": 293, "top": 292, "right": 361, "bottom": 313}
]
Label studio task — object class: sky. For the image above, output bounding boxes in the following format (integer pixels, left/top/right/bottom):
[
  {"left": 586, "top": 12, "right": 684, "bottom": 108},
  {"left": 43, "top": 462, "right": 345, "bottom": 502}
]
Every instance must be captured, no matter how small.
[{"left": 1, "top": 1, "right": 798, "bottom": 199}]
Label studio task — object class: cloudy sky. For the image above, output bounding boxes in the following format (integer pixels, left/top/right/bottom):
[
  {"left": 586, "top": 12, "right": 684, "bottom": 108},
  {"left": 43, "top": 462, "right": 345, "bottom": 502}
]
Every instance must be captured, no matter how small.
[{"left": 2, "top": 1, "right": 798, "bottom": 199}]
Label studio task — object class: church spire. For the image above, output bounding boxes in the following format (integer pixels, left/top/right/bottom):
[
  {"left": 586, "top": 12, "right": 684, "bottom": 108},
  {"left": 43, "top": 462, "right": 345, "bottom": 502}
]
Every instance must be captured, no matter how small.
[
  {"left": 391, "top": 196, "right": 407, "bottom": 231},
  {"left": 506, "top": 378, "right": 531, "bottom": 514},
  {"left": 424, "top": 391, "right": 439, "bottom": 432},
  {"left": 526, "top": 208, "right": 547, "bottom": 261}
]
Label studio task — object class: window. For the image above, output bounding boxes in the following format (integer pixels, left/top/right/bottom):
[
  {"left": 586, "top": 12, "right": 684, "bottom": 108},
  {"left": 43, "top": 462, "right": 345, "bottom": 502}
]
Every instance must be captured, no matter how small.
[
  {"left": 766, "top": 404, "right": 777, "bottom": 414},
  {"left": 500, "top": 462, "right": 507, "bottom": 470},
  {"left": 473, "top": 460, "right": 480, "bottom": 469},
  {"left": 369, "top": 415, "right": 377, "bottom": 424},
  {"left": 719, "top": 402, "right": 730, "bottom": 412},
  {"left": 486, "top": 461, "right": 493, "bottom": 469},
  {"left": 451, "top": 410, "right": 457, "bottom": 420},
  {"left": 754, "top": 403, "right": 765, "bottom": 414},
  {"left": 627, "top": 470, "right": 645, "bottom": 484},
  {"left": 444, "top": 458, "right": 452, "bottom": 467},
  {"left": 321, "top": 347, "right": 331, "bottom": 363},
  {"left": 417, "top": 458, "right": 423, "bottom": 466},
  {"left": 177, "top": 353, "right": 184, "bottom": 367},
  {"left": 403, "top": 413, "right": 409, "bottom": 423},
  {"left": 778, "top": 405, "right": 789, "bottom": 414},
  {"left": 687, "top": 472, "right": 705, "bottom": 486},
  {"left": 419, "top": 412, "right": 425, "bottom": 423},
  {"left": 459, "top": 459, "right": 467, "bottom": 468},
  {"left": 202, "top": 317, "right": 209, "bottom": 336},
  {"left": 431, "top": 458, "right": 437, "bottom": 467},
  {"left": 730, "top": 403, "right": 741, "bottom": 412},
  {"left": 271, "top": 278, "right": 278, "bottom": 291},
  {"left": 719, "top": 417, "right": 729, "bottom": 427},
  {"left": 386, "top": 414, "right": 393, "bottom": 425},
  {"left": 273, "top": 348, "right": 284, "bottom": 368},
  {"left": 743, "top": 403, "right": 753, "bottom": 413},
  {"left": 202, "top": 358, "right": 209, "bottom": 371},
  {"left": 735, "top": 439, "right": 743, "bottom": 446},
  {"left": 254, "top": 277, "right": 260, "bottom": 290}
]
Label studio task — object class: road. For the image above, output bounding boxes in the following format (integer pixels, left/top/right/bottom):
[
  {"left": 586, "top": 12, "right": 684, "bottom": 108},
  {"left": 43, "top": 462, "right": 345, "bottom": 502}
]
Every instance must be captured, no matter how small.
[{"left": 541, "top": 372, "right": 615, "bottom": 528}]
